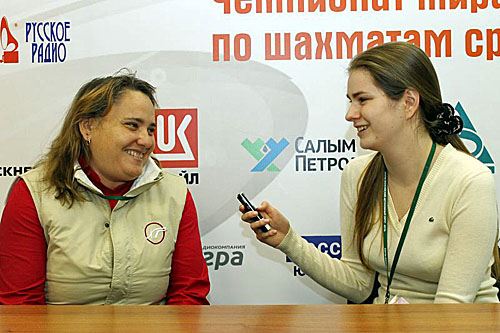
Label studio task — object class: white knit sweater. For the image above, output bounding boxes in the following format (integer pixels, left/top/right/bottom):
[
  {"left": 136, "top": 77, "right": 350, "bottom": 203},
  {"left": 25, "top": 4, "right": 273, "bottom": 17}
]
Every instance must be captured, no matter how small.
[{"left": 278, "top": 144, "right": 499, "bottom": 303}]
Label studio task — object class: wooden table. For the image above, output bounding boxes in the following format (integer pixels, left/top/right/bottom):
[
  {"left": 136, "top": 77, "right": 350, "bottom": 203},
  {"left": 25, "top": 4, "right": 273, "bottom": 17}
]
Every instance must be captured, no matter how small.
[{"left": 1, "top": 304, "right": 499, "bottom": 332}]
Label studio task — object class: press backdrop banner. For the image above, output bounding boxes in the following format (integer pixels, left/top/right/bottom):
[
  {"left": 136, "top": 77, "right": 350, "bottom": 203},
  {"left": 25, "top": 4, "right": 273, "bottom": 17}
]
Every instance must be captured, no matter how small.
[{"left": 1, "top": 0, "right": 499, "bottom": 304}]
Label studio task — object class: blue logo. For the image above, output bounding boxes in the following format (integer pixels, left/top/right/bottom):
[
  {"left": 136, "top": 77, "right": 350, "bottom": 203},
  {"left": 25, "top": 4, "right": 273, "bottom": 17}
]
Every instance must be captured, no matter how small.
[
  {"left": 25, "top": 21, "right": 71, "bottom": 63},
  {"left": 286, "top": 235, "right": 341, "bottom": 262},
  {"left": 241, "top": 138, "right": 289, "bottom": 172},
  {"left": 456, "top": 102, "right": 495, "bottom": 173}
]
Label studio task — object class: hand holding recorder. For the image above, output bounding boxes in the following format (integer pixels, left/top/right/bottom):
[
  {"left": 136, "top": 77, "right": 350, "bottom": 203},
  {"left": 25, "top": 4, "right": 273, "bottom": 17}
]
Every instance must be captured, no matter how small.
[
  {"left": 237, "top": 193, "right": 290, "bottom": 248},
  {"left": 237, "top": 193, "right": 271, "bottom": 233}
]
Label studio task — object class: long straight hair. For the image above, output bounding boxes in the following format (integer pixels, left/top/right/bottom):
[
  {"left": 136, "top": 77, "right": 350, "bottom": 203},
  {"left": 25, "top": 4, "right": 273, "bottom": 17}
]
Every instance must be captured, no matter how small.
[{"left": 348, "top": 42, "right": 500, "bottom": 281}]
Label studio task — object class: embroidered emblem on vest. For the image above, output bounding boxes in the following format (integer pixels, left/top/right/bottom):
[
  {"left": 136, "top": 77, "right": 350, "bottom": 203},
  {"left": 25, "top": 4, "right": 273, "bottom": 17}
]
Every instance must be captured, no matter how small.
[{"left": 145, "top": 222, "right": 166, "bottom": 244}]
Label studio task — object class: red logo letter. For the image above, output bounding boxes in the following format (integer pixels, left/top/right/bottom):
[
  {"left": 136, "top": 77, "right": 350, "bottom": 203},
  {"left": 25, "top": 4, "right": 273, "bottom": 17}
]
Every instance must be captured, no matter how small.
[{"left": 154, "top": 108, "right": 198, "bottom": 168}]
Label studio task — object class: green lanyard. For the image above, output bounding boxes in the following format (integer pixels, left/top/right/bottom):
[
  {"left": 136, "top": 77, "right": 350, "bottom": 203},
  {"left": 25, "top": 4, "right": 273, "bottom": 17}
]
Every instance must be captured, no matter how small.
[{"left": 383, "top": 141, "right": 436, "bottom": 304}]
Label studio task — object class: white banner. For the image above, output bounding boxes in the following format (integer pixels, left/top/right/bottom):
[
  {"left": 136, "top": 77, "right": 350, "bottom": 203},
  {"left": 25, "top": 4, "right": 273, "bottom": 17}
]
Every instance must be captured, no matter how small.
[{"left": 1, "top": 0, "right": 499, "bottom": 304}]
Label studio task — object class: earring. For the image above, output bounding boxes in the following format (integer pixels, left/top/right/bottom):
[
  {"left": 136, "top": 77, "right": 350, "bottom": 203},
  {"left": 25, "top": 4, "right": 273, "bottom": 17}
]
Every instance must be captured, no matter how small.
[{"left": 86, "top": 137, "right": 91, "bottom": 146}]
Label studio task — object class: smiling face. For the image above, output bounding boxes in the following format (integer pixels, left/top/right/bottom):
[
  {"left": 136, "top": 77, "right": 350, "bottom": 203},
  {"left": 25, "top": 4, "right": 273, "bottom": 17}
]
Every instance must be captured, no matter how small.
[
  {"left": 79, "top": 89, "right": 156, "bottom": 189},
  {"left": 345, "top": 68, "right": 407, "bottom": 152}
]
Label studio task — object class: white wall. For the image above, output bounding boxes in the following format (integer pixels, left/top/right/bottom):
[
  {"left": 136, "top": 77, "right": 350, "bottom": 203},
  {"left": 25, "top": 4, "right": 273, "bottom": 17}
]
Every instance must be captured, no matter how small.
[{"left": 1, "top": 0, "right": 499, "bottom": 304}]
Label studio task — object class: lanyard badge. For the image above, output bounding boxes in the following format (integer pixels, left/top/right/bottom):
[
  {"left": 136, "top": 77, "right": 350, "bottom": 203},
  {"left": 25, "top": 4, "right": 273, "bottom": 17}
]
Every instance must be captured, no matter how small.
[{"left": 383, "top": 142, "right": 436, "bottom": 304}]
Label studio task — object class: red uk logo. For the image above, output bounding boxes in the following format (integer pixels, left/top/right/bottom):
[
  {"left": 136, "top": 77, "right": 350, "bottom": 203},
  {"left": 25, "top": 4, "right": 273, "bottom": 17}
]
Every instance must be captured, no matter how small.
[
  {"left": 154, "top": 108, "right": 198, "bottom": 168},
  {"left": 0, "top": 17, "right": 19, "bottom": 64}
]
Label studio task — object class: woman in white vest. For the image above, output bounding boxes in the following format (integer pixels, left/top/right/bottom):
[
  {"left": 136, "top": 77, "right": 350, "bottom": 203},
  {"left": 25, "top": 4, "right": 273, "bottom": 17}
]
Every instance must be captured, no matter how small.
[
  {"left": 240, "top": 42, "right": 499, "bottom": 304},
  {"left": 0, "top": 72, "right": 210, "bottom": 305}
]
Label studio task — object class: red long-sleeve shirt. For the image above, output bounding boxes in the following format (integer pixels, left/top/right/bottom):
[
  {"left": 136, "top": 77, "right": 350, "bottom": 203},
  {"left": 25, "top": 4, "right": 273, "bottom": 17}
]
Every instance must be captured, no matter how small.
[{"left": 0, "top": 169, "right": 210, "bottom": 305}]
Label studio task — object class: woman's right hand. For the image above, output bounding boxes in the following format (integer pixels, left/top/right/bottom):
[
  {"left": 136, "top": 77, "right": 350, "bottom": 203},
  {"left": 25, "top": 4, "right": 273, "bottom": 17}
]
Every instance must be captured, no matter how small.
[{"left": 239, "top": 201, "right": 290, "bottom": 248}]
